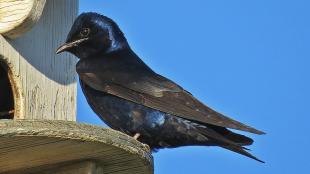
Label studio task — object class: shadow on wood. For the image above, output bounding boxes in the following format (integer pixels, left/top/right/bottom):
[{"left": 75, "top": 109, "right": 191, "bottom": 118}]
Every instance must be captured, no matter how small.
[{"left": 0, "top": 60, "right": 14, "bottom": 119}]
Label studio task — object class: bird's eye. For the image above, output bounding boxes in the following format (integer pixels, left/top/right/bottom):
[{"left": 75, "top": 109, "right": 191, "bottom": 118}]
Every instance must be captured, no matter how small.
[{"left": 80, "top": 28, "right": 90, "bottom": 37}]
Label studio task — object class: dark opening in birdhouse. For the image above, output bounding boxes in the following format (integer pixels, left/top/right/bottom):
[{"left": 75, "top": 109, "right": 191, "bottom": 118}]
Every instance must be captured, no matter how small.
[{"left": 0, "top": 61, "right": 14, "bottom": 119}]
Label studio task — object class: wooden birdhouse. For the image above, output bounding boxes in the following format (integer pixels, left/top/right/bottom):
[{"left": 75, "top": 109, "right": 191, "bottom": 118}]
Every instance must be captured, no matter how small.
[{"left": 0, "top": 0, "right": 153, "bottom": 173}]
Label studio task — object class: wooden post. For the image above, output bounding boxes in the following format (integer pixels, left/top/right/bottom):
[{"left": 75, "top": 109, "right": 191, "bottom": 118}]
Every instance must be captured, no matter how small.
[
  {"left": 0, "top": 0, "right": 77, "bottom": 120},
  {"left": 0, "top": 1, "right": 153, "bottom": 173}
]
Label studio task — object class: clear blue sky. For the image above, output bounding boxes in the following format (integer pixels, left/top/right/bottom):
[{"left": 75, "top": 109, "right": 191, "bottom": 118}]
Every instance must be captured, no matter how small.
[{"left": 77, "top": 0, "right": 310, "bottom": 173}]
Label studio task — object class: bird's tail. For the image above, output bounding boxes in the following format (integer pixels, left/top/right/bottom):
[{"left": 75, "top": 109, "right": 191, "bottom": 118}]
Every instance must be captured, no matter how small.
[
  {"left": 221, "top": 145, "right": 264, "bottom": 163},
  {"left": 207, "top": 125, "right": 254, "bottom": 146},
  {"left": 197, "top": 125, "right": 264, "bottom": 163}
]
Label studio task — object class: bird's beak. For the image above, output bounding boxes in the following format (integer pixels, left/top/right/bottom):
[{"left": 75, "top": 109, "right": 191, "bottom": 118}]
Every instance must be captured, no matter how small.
[{"left": 56, "top": 37, "right": 89, "bottom": 54}]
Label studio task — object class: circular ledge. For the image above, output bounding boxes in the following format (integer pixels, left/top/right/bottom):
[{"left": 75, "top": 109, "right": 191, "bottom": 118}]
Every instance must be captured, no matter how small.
[
  {"left": 0, "top": 0, "right": 46, "bottom": 39},
  {"left": 0, "top": 120, "right": 153, "bottom": 174}
]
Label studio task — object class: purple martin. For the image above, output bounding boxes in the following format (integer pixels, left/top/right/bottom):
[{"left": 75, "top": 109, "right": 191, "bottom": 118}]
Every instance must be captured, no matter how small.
[{"left": 56, "top": 12, "right": 265, "bottom": 162}]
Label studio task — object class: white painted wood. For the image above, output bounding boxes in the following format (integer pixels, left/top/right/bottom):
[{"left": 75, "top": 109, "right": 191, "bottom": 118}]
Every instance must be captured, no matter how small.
[
  {"left": 0, "top": 0, "right": 78, "bottom": 120},
  {"left": 0, "top": 0, "right": 47, "bottom": 39}
]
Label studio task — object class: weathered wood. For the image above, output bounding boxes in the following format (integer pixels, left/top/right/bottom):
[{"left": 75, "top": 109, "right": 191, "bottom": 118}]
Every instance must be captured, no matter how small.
[
  {"left": 0, "top": 0, "right": 78, "bottom": 120},
  {"left": 44, "top": 161, "right": 104, "bottom": 174},
  {"left": 0, "top": 120, "right": 153, "bottom": 174},
  {"left": 0, "top": 0, "right": 47, "bottom": 39},
  {"left": 7, "top": 161, "right": 104, "bottom": 174}
]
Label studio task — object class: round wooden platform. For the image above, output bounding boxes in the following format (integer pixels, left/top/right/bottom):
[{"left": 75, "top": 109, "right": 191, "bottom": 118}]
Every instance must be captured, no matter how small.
[{"left": 0, "top": 120, "right": 153, "bottom": 174}]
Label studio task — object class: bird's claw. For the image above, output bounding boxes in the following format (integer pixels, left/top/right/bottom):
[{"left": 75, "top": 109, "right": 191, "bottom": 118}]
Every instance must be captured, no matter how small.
[{"left": 133, "top": 133, "right": 141, "bottom": 140}]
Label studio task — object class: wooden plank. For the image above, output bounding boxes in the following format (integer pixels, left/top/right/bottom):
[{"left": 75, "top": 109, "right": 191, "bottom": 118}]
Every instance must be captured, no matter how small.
[
  {"left": 0, "top": 0, "right": 46, "bottom": 39},
  {"left": 46, "top": 161, "right": 104, "bottom": 174},
  {"left": 0, "top": 0, "right": 78, "bottom": 120},
  {"left": 0, "top": 120, "right": 153, "bottom": 174},
  {"left": 5, "top": 160, "right": 105, "bottom": 174}
]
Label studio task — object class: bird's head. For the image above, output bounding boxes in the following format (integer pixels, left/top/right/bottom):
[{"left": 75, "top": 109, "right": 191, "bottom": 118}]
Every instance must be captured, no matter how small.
[{"left": 56, "top": 12, "right": 128, "bottom": 58}]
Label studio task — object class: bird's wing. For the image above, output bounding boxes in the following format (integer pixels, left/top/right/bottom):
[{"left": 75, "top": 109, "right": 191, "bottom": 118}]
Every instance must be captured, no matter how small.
[
  {"left": 77, "top": 62, "right": 264, "bottom": 135},
  {"left": 120, "top": 73, "right": 183, "bottom": 97}
]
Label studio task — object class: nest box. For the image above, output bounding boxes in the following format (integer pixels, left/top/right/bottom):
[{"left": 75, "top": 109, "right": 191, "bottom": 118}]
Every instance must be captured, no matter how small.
[{"left": 0, "top": 1, "right": 153, "bottom": 173}]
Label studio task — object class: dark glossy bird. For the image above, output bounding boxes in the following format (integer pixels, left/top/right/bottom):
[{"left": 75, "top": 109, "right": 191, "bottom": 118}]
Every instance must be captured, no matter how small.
[{"left": 56, "top": 12, "right": 265, "bottom": 162}]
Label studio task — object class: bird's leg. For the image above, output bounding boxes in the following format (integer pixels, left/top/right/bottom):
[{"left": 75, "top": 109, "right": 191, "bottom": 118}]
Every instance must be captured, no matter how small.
[
  {"left": 132, "top": 133, "right": 150, "bottom": 151},
  {"left": 133, "top": 133, "right": 141, "bottom": 140}
]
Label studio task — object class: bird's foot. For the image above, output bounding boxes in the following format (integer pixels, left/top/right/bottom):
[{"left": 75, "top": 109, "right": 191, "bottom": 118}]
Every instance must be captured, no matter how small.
[
  {"left": 133, "top": 133, "right": 141, "bottom": 140},
  {"left": 132, "top": 133, "right": 150, "bottom": 152}
]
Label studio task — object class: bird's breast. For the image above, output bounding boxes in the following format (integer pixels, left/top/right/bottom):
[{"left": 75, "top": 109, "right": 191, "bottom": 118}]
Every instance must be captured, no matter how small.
[{"left": 81, "top": 81, "right": 167, "bottom": 135}]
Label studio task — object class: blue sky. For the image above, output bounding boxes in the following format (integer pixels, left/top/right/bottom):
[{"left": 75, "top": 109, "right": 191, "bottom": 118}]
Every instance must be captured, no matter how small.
[{"left": 77, "top": 1, "right": 310, "bottom": 173}]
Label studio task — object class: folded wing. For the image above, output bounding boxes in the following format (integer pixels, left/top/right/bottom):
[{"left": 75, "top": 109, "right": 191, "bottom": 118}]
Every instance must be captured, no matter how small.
[{"left": 77, "top": 59, "right": 265, "bottom": 135}]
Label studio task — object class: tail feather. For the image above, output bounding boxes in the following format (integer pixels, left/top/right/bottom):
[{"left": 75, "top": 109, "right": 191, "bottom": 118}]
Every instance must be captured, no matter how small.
[
  {"left": 197, "top": 124, "right": 263, "bottom": 162},
  {"left": 221, "top": 145, "right": 265, "bottom": 163},
  {"left": 196, "top": 126, "right": 243, "bottom": 147},
  {"left": 208, "top": 125, "right": 254, "bottom": 146},
  {"left": 225, "top": 132, "right": 253, "bottom": 146}
]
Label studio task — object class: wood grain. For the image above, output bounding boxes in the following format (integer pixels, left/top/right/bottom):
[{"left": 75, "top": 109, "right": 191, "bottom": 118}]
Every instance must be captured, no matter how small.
[
  {"left": 0, "top": 0, "right": 47, "bottom": 39},
  {"left": 0, "top": 120, "right": 153, "bottom": 174},
  {"left": 0, "top": 0, "right": 78, "bottom": 120},
  {"left": 40, "top": 161, "right": 104, "bottom": 174}
]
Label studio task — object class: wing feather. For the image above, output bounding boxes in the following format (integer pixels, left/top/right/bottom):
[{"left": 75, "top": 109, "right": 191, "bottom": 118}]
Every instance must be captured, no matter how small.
[{"left": 77, "top": 68, "right": 264, "bottom": 135}]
